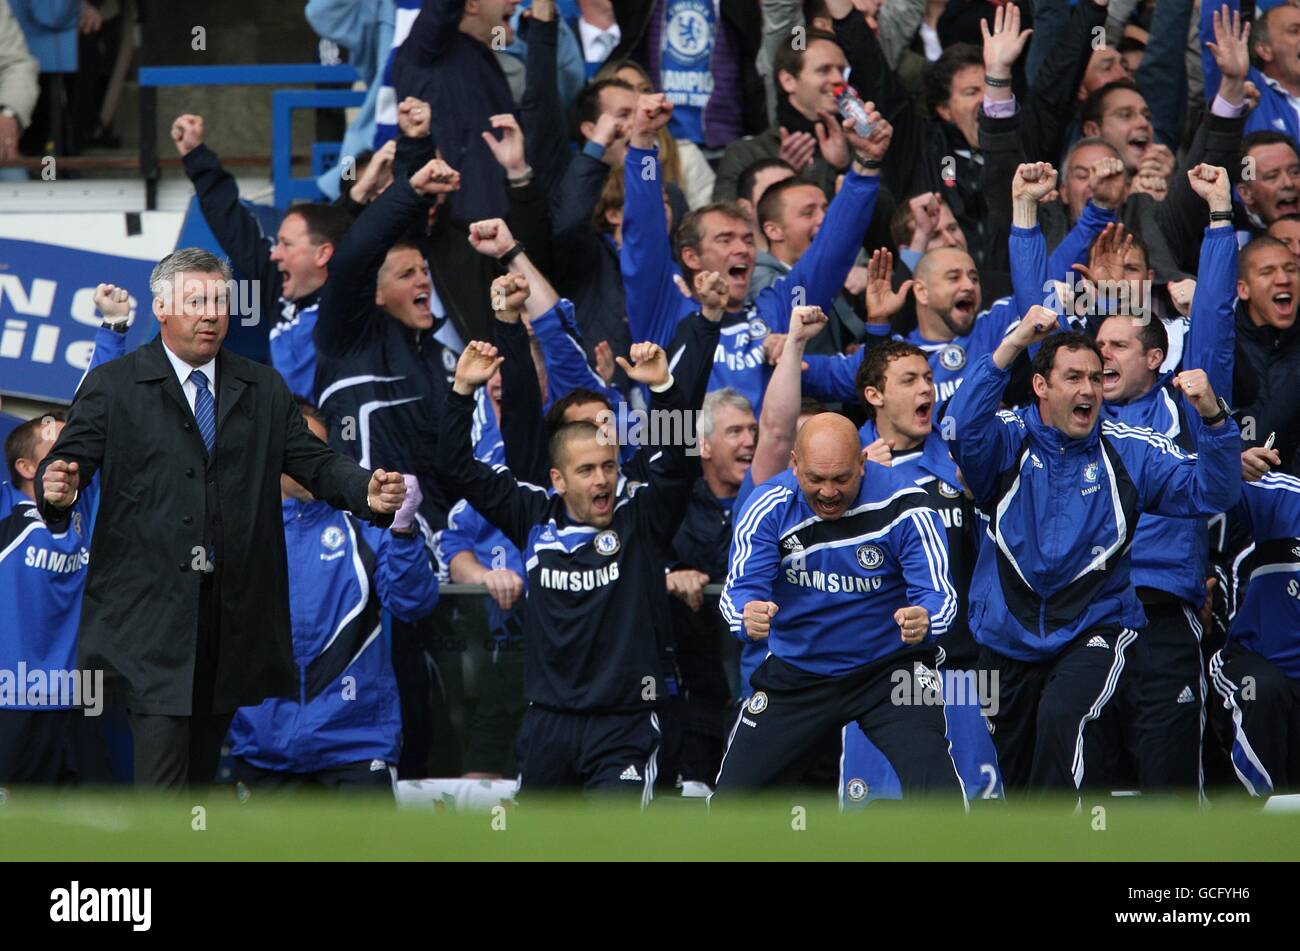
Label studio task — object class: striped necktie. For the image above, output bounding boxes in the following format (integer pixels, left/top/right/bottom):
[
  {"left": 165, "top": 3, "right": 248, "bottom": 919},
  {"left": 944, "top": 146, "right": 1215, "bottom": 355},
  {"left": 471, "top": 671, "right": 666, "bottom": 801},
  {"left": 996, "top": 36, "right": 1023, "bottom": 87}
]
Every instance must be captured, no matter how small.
[{"left": 190, "top": 369, "right": 216, "bottom": 454}]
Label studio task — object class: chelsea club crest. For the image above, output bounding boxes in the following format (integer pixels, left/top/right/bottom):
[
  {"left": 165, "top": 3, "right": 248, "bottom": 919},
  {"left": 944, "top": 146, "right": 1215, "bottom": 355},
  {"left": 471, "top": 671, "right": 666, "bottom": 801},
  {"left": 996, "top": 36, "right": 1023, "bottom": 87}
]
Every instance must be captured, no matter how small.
[
  {"left": 321, "top": 526, "right": 345, "bottom": 551},
  {"left": 937, "top": 481, "right": 961, "bottom": 499},
  {"left": 1083, "top": 461, "right": 1099, "bottom": 484},
  {"left": 856, "top": 544, "right": 884, "bottom": 570},
  {"left": 594, "top": 529, "right": 621, "bottom": 556},
  {"left": 747, "top": 691, "right": 768, "bottom": 714},
  {"left": 846, "top": 778, "right": 868, "bottom": 801},
  {"left": 938, "top": 343, "right": 966, "bottom": 371},
  {"left": 748, "top": 317, "right": 769, "bottom": 340}
]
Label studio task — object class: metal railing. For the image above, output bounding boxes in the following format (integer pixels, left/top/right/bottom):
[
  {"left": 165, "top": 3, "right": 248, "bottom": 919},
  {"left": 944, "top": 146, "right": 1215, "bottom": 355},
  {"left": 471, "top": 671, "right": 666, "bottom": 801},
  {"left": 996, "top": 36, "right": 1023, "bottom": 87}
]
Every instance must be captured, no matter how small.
[
  {"left": 437, "top": 583, "right": 725, "bottom": 596},
  {"left": 137, "top": 63, "right": 361, "bottom": 210}
]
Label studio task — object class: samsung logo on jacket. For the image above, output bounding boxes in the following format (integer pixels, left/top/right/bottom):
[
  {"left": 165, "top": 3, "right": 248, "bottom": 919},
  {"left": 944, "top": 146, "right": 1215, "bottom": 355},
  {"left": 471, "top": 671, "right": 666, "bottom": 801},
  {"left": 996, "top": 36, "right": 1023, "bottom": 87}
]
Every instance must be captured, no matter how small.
[
  {"left": 783, "top": 568, "right": 884, "bottom": 592},
  {"left": 538, "top": 562, "right": 620, "bottom": 591},
  {"left": 24, "top": 546, "right": 89, "bottom": 574},
  {"left": 722, "top": 465, "right": 958, "bottom": 677}
]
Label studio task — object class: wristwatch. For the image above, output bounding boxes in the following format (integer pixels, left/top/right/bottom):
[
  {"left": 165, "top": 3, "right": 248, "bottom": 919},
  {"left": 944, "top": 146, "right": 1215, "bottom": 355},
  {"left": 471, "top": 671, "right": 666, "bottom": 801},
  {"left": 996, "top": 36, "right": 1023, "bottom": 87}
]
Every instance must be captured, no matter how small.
[{"left": 1200, "top": 397, "right": 1230, "bottom": 425}]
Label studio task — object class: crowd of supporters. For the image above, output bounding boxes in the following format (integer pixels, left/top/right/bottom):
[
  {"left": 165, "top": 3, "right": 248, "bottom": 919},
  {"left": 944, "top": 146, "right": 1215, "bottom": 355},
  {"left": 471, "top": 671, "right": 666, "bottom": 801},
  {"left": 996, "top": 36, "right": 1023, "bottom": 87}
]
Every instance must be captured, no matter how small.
[{"left": 5, "top": 0, "right": 1300, "bottom": 804}]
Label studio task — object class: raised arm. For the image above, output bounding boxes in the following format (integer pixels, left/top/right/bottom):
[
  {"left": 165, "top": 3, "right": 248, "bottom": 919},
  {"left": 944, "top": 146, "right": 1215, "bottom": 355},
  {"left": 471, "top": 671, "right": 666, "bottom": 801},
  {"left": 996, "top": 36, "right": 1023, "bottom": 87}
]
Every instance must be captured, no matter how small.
[
  {"left": 1009, "top": 160, "right": 1122, "bottom": 321},
  {"left": 482, "top": 112, "right": 554, "bottom": 278},
  {"left": 620, "top": 343, "right": 701, "bottom": 545},
  {"left": 829, "top": 0, "right": 926, "bottom": 203},
  {"left": 493, "top": 290, "right": 551, "bottom": 486},
  {"left": 78, "top": 284, "right": 134, "bottom": 391},
  {"left": 801, "top": 347, "right": 866, "bottom": 403},
  {"left": 763, "top": 111, "right": 890, "bottom": 332},
  {"left": 530, "top": 298, "right": 621, "bottom": 408},
  {"left": 751, "top": 306, "right": 829, "bottom": 486},
  {"left": 1017, "top": 0, "right": 1107, "bottom": 163},
  {"left": 666, "top": 270, "right": 729, "bottom": 412},
  {"left": 1182, "top": 164, "right": 1238, "bottom": 428},
  {"left": 519, "top": 1, "right": 569, "bottom": 199},
  {"left": 174, "top": 114, "right": 279, "bottom": 322},
  {"left": 394, "top": 0, "right": 465, "bottom": 87},
  {"left": 315, "top": 157, "right": 452, "bottom": 357},
  {"left": 1132, "top": 369, "right": 1242, "bottom": 516},
  {"left": 622, "top": 94, "right": 693, "bottom": 349},
  {"left": 469, "top": 219, "right": 613, "bottom": 407},
  {"left": 437, "top": 341, "right": 553, "bottom": 549},
  {"left": 948, "top": 307, "right": 1059, "bottom": 502},
  {"left": 35, "top": 369, "right": 110, "bottom": 525},
  {"left": 795, "top": 244, "right": 900, "bottom": 402},
  {"left": 1008, "top": 161, "right": 1058, "bottom": 321},
  {"left": 1156, "top": 10, "right": 1249, "bottom": 274},
  {"left": 1044, "top": 162, "right": 1124, "bottom": 284},
  {"left": 391, "top": 97, "right": 438, "bottom": 180}
]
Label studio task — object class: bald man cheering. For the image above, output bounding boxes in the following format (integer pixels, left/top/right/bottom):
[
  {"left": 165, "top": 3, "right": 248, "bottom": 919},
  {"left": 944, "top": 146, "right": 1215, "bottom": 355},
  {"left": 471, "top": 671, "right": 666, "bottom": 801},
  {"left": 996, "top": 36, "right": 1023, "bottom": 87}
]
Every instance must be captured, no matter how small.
[{"left": 717, "top": 414, "right": 964, "bottom": 799}]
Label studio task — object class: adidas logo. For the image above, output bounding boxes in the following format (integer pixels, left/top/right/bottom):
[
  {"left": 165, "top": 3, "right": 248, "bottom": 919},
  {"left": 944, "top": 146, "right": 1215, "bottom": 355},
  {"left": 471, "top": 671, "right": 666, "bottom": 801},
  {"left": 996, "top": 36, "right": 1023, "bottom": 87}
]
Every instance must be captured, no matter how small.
[
  {"left": 1087, "top": 636, "right": 1109, "bottom": 649},
  {"left": 619, "top": 765, "right": 642, "bottom": 782},
  {"left": 369, "top": 759, "right": 386, "bottom": 772},
  {"left": 1177, "top": 686, "right": 1195, "bottom": 704},
  {"left": 782, "top": 535, "right": 804, "bottom": 552}
]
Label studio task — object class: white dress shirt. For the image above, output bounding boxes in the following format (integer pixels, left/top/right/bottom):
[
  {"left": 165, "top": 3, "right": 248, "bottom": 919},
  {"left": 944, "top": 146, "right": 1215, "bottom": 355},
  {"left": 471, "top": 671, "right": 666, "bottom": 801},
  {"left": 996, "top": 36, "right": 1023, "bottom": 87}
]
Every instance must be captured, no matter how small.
[
  {"left": 578, "top": 17, "right": 621, "bottom": 65},
  {"left": 160, "top": 339, "right": 217, "bottom": 416}
]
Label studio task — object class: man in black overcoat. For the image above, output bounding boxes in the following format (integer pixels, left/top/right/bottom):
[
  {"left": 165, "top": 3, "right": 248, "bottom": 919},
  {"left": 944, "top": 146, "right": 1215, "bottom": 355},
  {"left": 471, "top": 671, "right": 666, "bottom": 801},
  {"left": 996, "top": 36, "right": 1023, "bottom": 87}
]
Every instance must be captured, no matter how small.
[{"left": 36, "top": 248, "right": 409, "bottom": 790}]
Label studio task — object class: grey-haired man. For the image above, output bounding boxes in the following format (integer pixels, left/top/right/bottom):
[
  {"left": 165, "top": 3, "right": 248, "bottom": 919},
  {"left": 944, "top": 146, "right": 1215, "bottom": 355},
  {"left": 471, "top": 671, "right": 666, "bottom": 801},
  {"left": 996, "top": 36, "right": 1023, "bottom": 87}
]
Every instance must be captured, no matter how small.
[{"left": 35, "top": 248, "right": 408, "bottom": 790}]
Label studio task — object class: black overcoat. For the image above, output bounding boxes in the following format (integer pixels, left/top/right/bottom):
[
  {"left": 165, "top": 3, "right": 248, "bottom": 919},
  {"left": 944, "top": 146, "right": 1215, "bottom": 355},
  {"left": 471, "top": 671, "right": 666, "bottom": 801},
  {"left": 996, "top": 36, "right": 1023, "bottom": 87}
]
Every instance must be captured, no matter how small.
[{"left": 35, "top": 336, "right": 386, "bottom": 715}]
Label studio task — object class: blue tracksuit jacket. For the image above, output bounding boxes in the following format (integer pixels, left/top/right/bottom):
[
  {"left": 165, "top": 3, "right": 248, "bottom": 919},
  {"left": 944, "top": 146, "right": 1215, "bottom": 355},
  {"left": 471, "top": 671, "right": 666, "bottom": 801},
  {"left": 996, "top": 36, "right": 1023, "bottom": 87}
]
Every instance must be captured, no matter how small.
[
  {"left": 620, "top": 143, "right": 879, "bottom": 413},
  {"left": 1226, "top": 473, "right": 1300, "bottom": 681},
  {"left": 947, "top": 353, "right": 1242, "bottom": 662},
  {"left": 228, "top": 500, "right": 438, "bottom": 771},
  {"left": 0, "top": 322, "right": 126, "bottom": 708},
  {"left": 721, "top": 466, "right": 957, "bottom": 676}
]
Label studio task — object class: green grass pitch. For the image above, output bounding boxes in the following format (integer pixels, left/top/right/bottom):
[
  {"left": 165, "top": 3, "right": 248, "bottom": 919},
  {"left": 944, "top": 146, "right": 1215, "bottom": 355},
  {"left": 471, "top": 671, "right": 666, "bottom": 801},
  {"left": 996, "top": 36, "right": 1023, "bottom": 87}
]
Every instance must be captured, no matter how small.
[{"left": 2, "top": 791, "right": 1298, "bottom": 860}]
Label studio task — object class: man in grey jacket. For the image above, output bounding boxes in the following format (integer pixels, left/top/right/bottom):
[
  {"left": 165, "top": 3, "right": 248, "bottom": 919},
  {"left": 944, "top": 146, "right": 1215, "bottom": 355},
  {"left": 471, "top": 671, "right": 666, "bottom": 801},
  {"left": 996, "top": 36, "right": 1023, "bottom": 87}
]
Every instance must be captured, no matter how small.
[{"left": 0, "top": 0, "right": 38, "bottom": 164}]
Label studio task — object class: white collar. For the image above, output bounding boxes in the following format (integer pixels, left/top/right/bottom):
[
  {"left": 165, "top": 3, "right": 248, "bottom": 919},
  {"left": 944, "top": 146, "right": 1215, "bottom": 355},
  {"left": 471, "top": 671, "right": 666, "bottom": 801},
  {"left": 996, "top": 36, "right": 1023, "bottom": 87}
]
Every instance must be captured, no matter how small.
[
  {"left": 1263, "top": 74, "right": 1300, "bottom": 106},
  {"left": 578, "top": 17, "right": 620, "bottom": 51},
  {"left": 161, "top": 339, "right": 217, "bottom": 391}
]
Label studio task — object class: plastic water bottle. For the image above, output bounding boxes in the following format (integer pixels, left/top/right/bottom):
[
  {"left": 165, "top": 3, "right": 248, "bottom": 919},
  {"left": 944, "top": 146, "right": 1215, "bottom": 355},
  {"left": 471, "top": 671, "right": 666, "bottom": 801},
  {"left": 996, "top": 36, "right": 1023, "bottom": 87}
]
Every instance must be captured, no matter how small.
[{"left": 832, "top": 83, "right": 874, "bottom": 138}]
